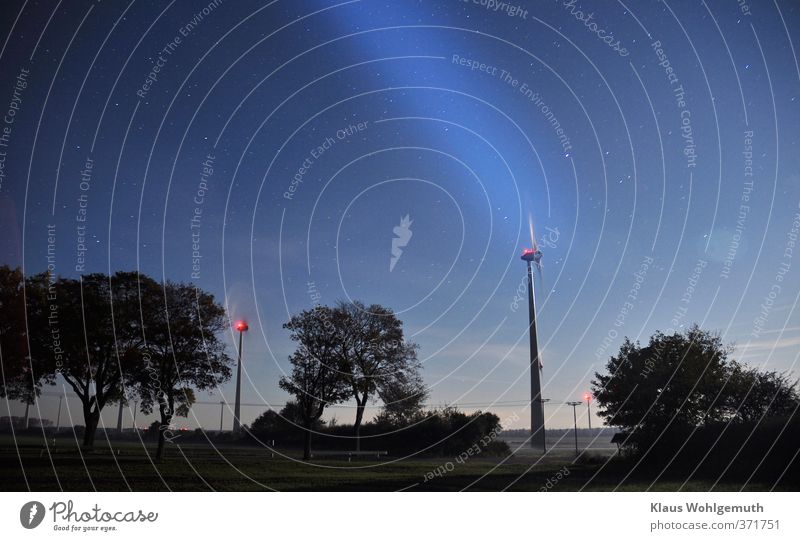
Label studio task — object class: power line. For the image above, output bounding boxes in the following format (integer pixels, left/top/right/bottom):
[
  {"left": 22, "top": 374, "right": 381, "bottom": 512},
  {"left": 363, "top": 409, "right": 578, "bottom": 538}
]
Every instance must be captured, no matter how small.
[{"left": 29, "top": 393, "right": 579, "bottom": 409}]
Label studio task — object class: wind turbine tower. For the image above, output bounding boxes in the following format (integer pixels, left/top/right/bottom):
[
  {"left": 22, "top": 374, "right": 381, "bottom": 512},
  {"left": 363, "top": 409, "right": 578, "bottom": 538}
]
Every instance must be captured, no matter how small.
[{"left": 521, "top": 231, "right": 546, "bottom": 452}]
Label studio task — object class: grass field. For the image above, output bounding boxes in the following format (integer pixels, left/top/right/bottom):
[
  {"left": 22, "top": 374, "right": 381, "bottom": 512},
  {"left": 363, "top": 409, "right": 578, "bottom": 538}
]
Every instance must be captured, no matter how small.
[{"left": 0, "top": 435, "right": 785, "bottom": 491}]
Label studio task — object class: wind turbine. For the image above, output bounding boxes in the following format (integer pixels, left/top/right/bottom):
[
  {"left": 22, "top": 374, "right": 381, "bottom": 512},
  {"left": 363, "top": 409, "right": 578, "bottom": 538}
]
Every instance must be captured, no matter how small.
[
  {"left": 526, "top": 217, "right": 545, "bottom": 278},
  {"left": 521, "top": 215, "right": 546, "bottom": 452}
]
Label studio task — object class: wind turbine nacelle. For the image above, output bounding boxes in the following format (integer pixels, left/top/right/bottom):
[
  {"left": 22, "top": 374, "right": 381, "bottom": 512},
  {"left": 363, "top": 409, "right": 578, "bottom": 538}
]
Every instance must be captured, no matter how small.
[{"left": 520, "top": 248, "right": 543, "bottom": 264}]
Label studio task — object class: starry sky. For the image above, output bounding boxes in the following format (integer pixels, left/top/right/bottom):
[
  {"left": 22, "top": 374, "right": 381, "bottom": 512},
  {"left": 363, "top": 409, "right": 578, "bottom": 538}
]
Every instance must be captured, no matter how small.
[{"left": 1, "top": 0, "right": 799, "bottom": 431}]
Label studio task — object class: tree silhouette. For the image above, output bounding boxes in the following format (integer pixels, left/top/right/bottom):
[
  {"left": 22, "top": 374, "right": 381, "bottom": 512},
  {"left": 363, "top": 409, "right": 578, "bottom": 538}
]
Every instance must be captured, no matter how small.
[
  {"left": 25, "top": 272, "right": 146, "bottom": 447},
  {"left": 0, "top": 267, "right": 53, "bottom": 406},
  {"left": 334, "top": 301, "right": 422, "bottom": 449},
  {"left": 592, "top": 325, "right": 799, "bottom": 451},
  {"left": 132, "top": 280, "right": 232, "bottom": 459},
  {"left": 2, "top": 268, "right": 234, "bottom": 453},
  {"left": 279, "top": 306, "right": 350, "bottom": 460},
  {"left": 375, "top": 367, "right": 427, "bottom": 427}
]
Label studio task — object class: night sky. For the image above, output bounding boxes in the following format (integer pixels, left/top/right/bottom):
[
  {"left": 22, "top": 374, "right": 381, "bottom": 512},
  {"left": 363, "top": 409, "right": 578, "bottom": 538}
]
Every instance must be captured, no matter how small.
[{"left": 1, "top": 0, "right": 799, "bottom": 431}]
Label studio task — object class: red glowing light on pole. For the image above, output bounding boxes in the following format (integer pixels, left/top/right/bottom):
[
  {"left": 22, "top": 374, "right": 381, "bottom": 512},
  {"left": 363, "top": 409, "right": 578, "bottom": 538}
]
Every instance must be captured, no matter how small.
[
  {"left": 584, "top": 392, "right": 593, "bottom": 430},
  {"left": 233, "top": 320, "right": 249, "bottom": 433}
]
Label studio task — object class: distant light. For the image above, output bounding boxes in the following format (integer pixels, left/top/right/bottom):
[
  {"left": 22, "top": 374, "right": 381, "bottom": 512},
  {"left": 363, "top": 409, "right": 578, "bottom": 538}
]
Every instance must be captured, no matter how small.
[
  {"left": 584, "top": 393, "right": 592, "bottom": 401},
  {"left": 235, "top": 321, "right": 249, "bottom": 332}
]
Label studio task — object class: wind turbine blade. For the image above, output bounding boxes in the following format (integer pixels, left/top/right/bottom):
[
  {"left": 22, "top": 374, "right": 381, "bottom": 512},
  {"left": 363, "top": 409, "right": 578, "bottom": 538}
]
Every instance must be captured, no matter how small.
[
  {"left": 529, "top": 214, "right": 538, "bottom": 251},
  {"left": 537, "top": 265, "right": 544, "bottom": 292}
]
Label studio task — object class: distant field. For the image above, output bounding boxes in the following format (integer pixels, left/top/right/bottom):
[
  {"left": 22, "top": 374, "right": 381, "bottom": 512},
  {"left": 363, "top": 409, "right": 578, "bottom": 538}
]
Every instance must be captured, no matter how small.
[
  {"left": 498, "top": 434, "right": 618, "bottom": 455},
  {"left": 0, "top": 435, "right": 785, "bottom": 491}
]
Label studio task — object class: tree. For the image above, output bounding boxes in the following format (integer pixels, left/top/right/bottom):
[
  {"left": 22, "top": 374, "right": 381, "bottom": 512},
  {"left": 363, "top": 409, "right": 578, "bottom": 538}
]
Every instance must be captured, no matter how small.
[
  {"left": 726, "top": 360, "right": 799, "bottom": 422},
  {"left": 279, "top": 306, "right": 350, "bottom": 459},
  {"left": 25, "top": 272, "right": 147, "bottom": 447},
  {"left": 334, "top": 301, "right": 423, "bottom": 449},
  {"left": 249, "top": 402, "right": 324, "bottom": 444},
  {"left": 250, "top": 409, "right": 284, "bottom": 437},
  {"left": 375, "top": 367, "right": 428, "bottom": 426},
  {"left": 0, "top": 267, "right": 53, "bottom": 405},
  {"left": 277, "top": 400, "right": 305, "bottom": 425},
  {"left": 592, "top": 325, "right": 799, "bottom": 450},
  {"left": 132, "top": 280, "right": 232, "bottom": 459}
]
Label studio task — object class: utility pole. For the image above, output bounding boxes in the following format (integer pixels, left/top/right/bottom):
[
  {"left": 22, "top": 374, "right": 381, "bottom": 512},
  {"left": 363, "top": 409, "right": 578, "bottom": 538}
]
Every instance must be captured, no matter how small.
[
  {"left": 116, "top": 400, "right": 124, "bottom": 433},
  {"left": 567, "top": 401, "right": 582, "bottom": 456},
  {"left": 55, "top": 395, "right": 63, "bottom": 432}
]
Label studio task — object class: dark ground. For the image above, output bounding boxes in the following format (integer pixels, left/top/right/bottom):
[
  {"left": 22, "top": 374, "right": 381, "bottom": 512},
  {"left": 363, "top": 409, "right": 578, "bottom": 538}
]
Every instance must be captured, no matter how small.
[{"left": 0, "top": 435, "right": 792, "bottom": 491}]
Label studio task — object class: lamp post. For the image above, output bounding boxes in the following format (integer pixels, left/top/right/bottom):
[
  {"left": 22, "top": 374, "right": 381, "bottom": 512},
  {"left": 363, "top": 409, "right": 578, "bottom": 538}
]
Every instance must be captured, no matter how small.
[
  {"left": 521, "top": 248, "right": 546, "bottom": 452},
  {"left": 233, "top": 321, "right": 249, "bottom": 433},
  {"left": 567, "top": 401, "right": 582, "bottom": 456},
  {"left": 584, "top": 392, "right": 592, "bottom": 431}
]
